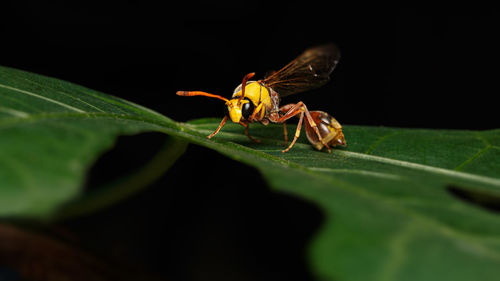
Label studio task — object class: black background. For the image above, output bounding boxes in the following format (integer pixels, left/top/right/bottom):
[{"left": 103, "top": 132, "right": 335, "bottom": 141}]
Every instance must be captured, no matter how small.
[
  {"left": 2, "top": 2, "right": 499, "bottom": 129},
  {"left": 1, "top": 2, "right": 499, "bottom": 281}
]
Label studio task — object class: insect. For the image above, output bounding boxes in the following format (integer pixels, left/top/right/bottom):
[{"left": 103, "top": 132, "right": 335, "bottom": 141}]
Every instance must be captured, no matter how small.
[{"left": 176, "top": 44, "right": 346, "bottom": 153}]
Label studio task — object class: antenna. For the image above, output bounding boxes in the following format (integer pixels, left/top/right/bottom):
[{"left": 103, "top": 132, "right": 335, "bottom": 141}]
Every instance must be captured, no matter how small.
[
  {"left": 176, "top": 91, "right": 229, "bottom": 102},
  {"left": 238, "top": 72, "right": 255, "bottom": 102}
]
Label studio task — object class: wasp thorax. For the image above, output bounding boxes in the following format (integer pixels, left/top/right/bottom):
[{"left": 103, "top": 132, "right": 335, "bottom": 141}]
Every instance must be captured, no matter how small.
[{"left": 305, "top": 111, "right": 346, "bottom": 151}]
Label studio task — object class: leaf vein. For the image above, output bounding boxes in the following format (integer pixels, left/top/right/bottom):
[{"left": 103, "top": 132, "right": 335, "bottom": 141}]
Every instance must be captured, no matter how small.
[
  {"left": 0, "top": 106, "right": 29, "bottom": 118},
  {"left": 0, "top": 83, "right": 85, "bottom": 113},
  {"left": 365, "top": 132, "right": 399, "bottom": 154},
  {"left": 454, "top": 145, "right": 492, "bottom": 171}
]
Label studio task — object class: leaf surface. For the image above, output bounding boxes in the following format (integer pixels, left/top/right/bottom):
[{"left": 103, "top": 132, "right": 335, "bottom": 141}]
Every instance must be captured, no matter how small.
[
  {"left": 0, "top": 66, "right": 186, "bottom": 218},
  {"left": 1, "top": 65, "right": 500, "bottom": 280},
  {"left": 187, "top": 119, "right": 500, "bottom": 281}
]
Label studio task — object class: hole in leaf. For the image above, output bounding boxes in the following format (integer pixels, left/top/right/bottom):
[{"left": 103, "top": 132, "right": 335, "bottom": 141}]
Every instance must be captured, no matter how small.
[
  {"left": 447, "top": 185, "right": 500, "bottom": 213},
  {"left": 85, "top": 132, "right": 169, "bottom": 192},
  {"left": 64, "top": 145, "right": 325, "bottom": 281}
]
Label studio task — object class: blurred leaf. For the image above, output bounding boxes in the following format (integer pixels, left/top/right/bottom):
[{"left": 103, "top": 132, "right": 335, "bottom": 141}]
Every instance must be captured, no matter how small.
[
  {"left": 0, "top": 223, "right": 155, "bottom": 281},
  {"left": 1, "top": 65, "right": 500, "bottom": 280},
  {"left": 0, "top": 66, "right": 186, "bottom": 219}
]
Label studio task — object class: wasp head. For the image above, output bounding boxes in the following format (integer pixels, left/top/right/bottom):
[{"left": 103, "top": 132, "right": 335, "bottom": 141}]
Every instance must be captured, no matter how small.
[{"left": 225, "top": 97, "right": 255, "bottom": 123}]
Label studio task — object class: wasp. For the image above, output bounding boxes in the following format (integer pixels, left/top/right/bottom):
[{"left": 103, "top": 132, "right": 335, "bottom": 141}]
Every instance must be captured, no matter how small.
[{"left": 177, "top": 44, "right": 346, "bottom": 152}]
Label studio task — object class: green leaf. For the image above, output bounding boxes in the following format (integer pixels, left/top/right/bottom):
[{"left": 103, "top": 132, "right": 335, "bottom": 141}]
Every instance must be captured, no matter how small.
[
  {"left": 186, "top": 119, "right": 500, "bottom": 281},
  {"left": 0, "top": 66, "right": 187, "bottom": 218},
  {"left": 1, "top": 65, "right": 500, "bottom": 280}
]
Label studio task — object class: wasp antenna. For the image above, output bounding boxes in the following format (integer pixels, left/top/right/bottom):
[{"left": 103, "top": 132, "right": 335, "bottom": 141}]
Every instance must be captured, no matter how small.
[
  {"left": 238, "top": 72, "right": 256, "bottom": 102},
  {"left": 176, "top": 91, "right": 229, "bottom": 102}
]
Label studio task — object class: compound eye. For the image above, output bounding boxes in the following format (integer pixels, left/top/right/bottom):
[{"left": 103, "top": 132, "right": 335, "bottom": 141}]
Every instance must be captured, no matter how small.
[{"left": 241, "top": 99, "right": 255, "bottom": 120}]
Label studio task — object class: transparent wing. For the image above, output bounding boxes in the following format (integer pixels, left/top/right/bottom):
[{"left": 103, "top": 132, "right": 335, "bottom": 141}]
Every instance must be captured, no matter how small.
[{"left": 261, "top": 44, "right": 341, "bottom": 97}]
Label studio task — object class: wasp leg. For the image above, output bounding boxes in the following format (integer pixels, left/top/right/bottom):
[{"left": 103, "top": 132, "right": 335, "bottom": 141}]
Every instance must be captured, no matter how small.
[
  {"left": 282, "top": 122, "right": 288, "bottom": 146},
  {"left": 282, "top": 109, "right": 304, "bottom": 153},
  {"left": 279, "top": 103, "right": 296, "bottom": 115},
  {"left": 207, "top": 116, "right": 228, "bottom": 139},
  {"left": 249, "top": 102, "right": 264, "bottom": 122},
  {"left": 276, "top": 102, "right": 330, "bottom": 152},
  {"left": 239, "top": 121, "right": 261, "bottom": 143}
]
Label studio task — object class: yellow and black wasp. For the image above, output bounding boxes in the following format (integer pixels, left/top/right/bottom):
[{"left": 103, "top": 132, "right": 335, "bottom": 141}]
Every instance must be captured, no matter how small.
[{"left": 177, "top": 44, "right": 345, "bottom": 152}]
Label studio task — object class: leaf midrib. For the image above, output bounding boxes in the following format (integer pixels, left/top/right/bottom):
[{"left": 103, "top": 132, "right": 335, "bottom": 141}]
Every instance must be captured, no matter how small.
[
  {"left": 4, "top": 113, "right": 498, "bottom": 188},
  {"left": 0, "top": 83, "right": 85, "bottom": 112},
  {"left": 187, "top": 124, "right": 500, "bottom": 249},
  {"left": 192, "top": 125, "right": 500, "bottom": 187},
  {"left": 3, "top": 112, "right": 500, "bottom": 250},
  {"left": 263, "top": 152, "right": 500, "bottom": 263},
  {"left": 0, "top": 112, "right": 173, "bottom": 129},
  {"left": 0, "top": 79, "right": 166, "bottom": 119}
]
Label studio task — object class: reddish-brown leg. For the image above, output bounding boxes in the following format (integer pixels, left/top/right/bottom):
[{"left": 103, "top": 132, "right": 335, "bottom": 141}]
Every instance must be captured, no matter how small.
[
  {"left": 282, "top": 122, "right": 288, "bottom": 146},
  {"left": 249, "top": 103, "right": 264, "bottom": 122},
  {"left": 239, "top": 121, "right": 261, "bottom": 143},
  {"left": 207, "top": 116, "right": 228, "bottom": 139},
  {"left": 279, "top": 103, "right": 295, "bottom": 115},
  {"left": 303, "top": 108, "right": 330, "bottom": 152},
  {"left": 282, "top": 109, "right": 305, "bottom": 153},
  {"left": 275, "top": 102, "right": 329, "bottom": 150},
  {"left": 325, "top": 142, "right": 332, "bottom": 152}
]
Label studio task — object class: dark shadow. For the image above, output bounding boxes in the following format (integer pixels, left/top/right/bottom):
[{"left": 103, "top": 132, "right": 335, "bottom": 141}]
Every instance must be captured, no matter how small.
[
  {"left": 84, "top": 132, "right": 170, "bottom": 192},
  {"left": 61, "top": 142, "right": 325, "bottom": 281},
  {"left": 447, "top": 185, "right": 500, "bottom": 213}
]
